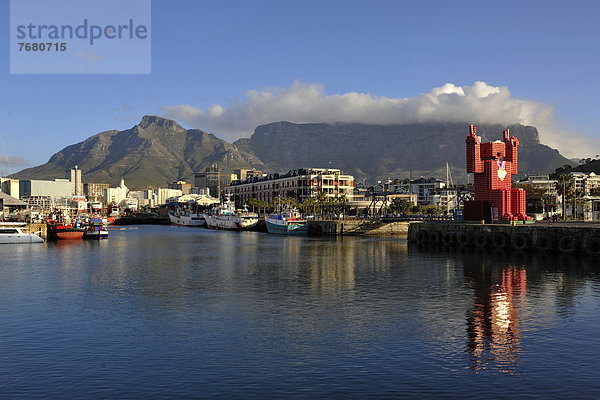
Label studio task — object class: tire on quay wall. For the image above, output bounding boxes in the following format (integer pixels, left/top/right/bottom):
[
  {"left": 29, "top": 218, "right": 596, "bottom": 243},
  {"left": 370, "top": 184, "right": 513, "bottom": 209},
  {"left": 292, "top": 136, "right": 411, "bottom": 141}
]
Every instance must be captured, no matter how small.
[
  {"left": 558, "top": 235, "right": 578, "bottom": 254},
  {"left": 492, "top": 232, "right": 510, "bottom": 250},
  {"left": 442, "top": 231, "right": 456, "bottom": 247},
  {"left": 416, "top": 229, "right": 429, "bottom": 246},
  {"left": 512, "top": 233, "right": 531, "bottom": 251},
  {"left": 429, "top": 230, "right": 442, "bottom": 246},
  {"left": 584, "top": 236, "right": 600, "bottom": 256},
  {"left": 474, "top": 232, "right": 491, "bottom": 249},
  {"left": 456, "top": 231, "right": 472, "bottom": 247},
  {"left": 535, "top": 234, "right": 557, "bottom": 253}
]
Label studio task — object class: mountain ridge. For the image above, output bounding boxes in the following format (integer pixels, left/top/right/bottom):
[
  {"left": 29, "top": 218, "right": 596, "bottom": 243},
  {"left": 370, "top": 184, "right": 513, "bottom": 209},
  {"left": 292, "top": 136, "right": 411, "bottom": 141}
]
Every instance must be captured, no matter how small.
[{"left": 14, "top": 116, "right": 574, "bottom": 189}]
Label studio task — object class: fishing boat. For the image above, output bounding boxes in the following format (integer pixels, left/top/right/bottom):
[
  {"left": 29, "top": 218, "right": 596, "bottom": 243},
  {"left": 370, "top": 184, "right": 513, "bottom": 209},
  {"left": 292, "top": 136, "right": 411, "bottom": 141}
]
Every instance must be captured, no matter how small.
[
  {"left": 0, "top": 223, "right": 44, "bottom": 244},
  {"left": 168, "top": 209, "right": 206, "bottom": 227},
  {"left": 82, "top": 227, "right": 109, "bottom": 239},
  {"left": 83, "top": 217, "right": 109, "bottom": 239},
  {"left": 265, "top": 208, "right": 308, "bottom": 235},
  {"left": 47, "top": 223, "right": 85, "bottom": 240},
  {"left": 205, "top": 198, "right": 258, "bottom": 230}
]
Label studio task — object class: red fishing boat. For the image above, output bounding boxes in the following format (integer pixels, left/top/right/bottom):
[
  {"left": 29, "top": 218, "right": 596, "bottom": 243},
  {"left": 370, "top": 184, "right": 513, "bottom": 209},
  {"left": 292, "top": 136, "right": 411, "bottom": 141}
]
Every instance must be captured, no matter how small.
[{"left": 47, "top": 223, "right": 85, "bottom": 240}]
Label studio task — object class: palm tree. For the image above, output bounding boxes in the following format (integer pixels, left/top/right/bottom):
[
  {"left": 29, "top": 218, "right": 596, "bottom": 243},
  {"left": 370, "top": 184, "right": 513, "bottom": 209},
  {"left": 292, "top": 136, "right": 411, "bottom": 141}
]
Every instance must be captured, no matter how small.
[
  {"left": 573, "top": 189, "right": 586, "bottom": 220},
  {"left": 555, "top": 174, "right": 573, "bottom": 219},
  {"left": 248, "top": 198, "right": 258, "bottom": 213},
  {"left": 316, "top": 190, "right": 328, "bottom": 219},
  {"left": 301, "top": 197, "right": 317, "bottom": 218},
  {"left": 338, "top": 194, "right": 348, "bottom": 219}
]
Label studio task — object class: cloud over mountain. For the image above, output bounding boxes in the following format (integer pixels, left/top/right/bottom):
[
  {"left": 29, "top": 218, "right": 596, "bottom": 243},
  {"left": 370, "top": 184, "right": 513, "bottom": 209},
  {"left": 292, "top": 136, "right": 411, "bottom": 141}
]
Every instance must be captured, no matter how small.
[{"left": 163, "top": 81, "right": 597, "bottom": 158}]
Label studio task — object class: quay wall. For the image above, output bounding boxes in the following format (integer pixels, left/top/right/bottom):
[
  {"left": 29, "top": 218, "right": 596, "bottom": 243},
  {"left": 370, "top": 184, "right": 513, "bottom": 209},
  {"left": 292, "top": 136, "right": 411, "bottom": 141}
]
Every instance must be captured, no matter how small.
[
  {"left": 408, "top": 222, "right": 600, "bottom": 255},
  {"left": 28, "top": 223, "right": 47, "bottom": 239},
  {"left": 308, "top": 220, "right": 410, "bottom": 237}
]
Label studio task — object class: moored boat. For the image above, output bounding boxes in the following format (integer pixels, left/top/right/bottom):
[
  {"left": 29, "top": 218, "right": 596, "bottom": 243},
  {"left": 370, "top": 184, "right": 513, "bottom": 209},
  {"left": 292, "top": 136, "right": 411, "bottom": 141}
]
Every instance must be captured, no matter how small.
[
  {"left": 0, "top": 223, "right": 44, "bottom": 244},
  {"left": 265, "top": 209, "right": 308, "bottom": 235},
  {"left": 205, "top": 198, "right": 258, "bottom": 230},
  {"left": 83, "top": 217, "right": 109, "bottom": 239},
  {"left": 168, "top": 210, "right": 206, "bottom": 227},
  {"left": 47, "top": 223, "right": 85, "bottom": 240},
  {"left": 82, "top": 228, "right": 109, "bottom": 239}
]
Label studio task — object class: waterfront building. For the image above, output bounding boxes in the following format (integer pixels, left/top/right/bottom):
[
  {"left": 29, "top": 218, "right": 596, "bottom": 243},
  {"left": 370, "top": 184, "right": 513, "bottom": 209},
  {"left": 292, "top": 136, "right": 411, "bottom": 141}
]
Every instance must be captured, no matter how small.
[
  {"left": 569, "top": 172, "right": 600, "bottom": 196},
  {"left": 168, "top": 181, "right": 192, "bottom": 195},
  {"left": 20, "top": 196, "right": 52, "bottom": 212},
  {"left": 428, "top": 187, "right": 460, "bottom": 213},
  {"left": 68, "top": 166, "right": 83, "bottom": 196},
  {"left": 386, "top": 177, "right": 446, "bottom": 205},
  {"left": 564, "top": 172, "right": 600, "bottom": 221},
  {"left": 19, "top": 179, "right": 73, "bottom": 201},
  {"left": 104, "top": 178, "right": 128, "bottom": 206},
  {"left": 84, "top": 183, "right": 110, "bottom": 203},
  {"left": 224, "top": 167, "right": 354, "bottom": 206},
  {"left": 0, "top": 191, "right": 28, "bottom": 218},
  {"left": 517, "top": 175, "right": 559, "bottom": 219},
  {"left": 195, "top": 164, "right": 221, "bottom": 198},
  {"left": 1, "top": 177, "right": 19, "bottom": 198},
  {"left": 130, "top": 188, "right": 184, "bottom": 208},
  {"left": 189, "top": 187, "right": 211, "bottom": 196},
  {"left": 518, "top": 175, "right": 557, "bottom": 196}
]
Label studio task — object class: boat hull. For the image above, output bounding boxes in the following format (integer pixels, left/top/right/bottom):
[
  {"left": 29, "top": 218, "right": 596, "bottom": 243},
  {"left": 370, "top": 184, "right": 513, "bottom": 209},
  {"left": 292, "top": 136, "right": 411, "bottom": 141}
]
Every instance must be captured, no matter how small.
[
  {"left": 265, "top": 218, "right": 309, "bottom": 235},
  {"left": 205, "top": 215, "right": 258, "bottom": 230},
  {"left": 0, "top": 234, "right": 44, "bottom": 244},
  {"left": 55, "top": 231, "right": 84, "bottom": 240},
  {"left": 83, "top": 230, "right": 109, "bottom": 239},
  {"left": 168, "top": 213, "right": 206, "bottom": 227}
]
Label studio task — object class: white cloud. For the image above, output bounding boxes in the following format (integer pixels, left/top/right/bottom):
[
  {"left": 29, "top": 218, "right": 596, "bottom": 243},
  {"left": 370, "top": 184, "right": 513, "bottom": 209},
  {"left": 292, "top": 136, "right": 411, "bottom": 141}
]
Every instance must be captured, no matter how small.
[{"left": 162, "top": 80, "right": 597, "bottom": 158}]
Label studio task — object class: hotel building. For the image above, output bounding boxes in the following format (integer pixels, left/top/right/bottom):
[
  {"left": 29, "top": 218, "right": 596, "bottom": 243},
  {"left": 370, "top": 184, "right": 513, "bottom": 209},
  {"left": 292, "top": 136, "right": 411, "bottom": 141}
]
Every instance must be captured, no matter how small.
[{"left": 224, "top": 168, "right": 354, "bottom": 206}]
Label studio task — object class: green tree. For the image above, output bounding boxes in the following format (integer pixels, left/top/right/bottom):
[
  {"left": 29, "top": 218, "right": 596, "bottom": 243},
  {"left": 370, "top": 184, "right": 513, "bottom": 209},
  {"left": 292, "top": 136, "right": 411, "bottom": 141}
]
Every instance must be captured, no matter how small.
[
  {"left": 424, "top": 205, "right": 439, "bottom": 215},
  {"left": 392, "top": 198, "right": 412, "bottom": 214}
]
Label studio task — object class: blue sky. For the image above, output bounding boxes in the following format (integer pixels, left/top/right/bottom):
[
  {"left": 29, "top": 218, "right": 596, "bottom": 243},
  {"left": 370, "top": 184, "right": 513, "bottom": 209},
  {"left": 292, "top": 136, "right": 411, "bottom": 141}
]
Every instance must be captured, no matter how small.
[{"left": 1, "top": 0, "right": 599, "bottom": 173}]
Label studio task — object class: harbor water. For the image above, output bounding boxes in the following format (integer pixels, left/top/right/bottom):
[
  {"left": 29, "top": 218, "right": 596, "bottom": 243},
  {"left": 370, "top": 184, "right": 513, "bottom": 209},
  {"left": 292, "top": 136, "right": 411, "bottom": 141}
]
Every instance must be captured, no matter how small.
[{"left": 1, "top": 225, "right": 599, "bottom": 398}]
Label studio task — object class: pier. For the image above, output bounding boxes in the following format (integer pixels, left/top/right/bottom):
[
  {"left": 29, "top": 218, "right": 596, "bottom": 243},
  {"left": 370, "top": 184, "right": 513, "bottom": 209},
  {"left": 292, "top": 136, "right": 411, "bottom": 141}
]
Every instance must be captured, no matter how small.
[
  {"left": 407, "top": 221, "right": 600, "bottom": 255},
  {"left": 307, "top": 219, "right": 410, "bottom": 236}
]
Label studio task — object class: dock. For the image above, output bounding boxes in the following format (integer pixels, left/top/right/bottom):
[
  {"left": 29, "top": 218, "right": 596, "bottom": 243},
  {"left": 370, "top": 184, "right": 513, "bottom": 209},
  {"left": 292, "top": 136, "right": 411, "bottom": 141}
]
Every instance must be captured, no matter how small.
[
  {"left": 407, "top": 221, "right": 600, "bottom": 255},
  {"left": 307, "top": 219, "right": 410, "bottom": 236}
]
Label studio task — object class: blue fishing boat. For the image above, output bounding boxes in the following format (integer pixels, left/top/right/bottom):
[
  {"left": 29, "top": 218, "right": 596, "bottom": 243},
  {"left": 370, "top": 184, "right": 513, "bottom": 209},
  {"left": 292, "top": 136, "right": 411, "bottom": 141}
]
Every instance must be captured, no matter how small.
[{"left": 265, "top": 209, "right": 308, "bottom": 235}]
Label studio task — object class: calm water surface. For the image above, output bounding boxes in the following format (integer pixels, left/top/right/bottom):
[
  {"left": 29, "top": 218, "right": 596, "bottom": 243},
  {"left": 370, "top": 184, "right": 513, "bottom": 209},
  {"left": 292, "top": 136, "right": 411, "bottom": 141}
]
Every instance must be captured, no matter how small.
[{"left": 1, "top": 225, "right": 599, "bottom": 398}]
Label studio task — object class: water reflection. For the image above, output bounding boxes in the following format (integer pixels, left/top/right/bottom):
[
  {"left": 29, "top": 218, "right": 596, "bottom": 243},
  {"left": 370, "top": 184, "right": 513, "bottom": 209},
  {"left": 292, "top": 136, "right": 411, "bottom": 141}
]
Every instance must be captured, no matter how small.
[{"left": 464, "top": 259, "right": 526, "bottom": 373}]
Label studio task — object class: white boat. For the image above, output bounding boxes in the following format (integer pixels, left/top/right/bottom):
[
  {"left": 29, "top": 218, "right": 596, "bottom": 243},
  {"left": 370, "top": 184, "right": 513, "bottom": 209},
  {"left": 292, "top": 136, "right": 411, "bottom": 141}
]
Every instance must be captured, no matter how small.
[
  {"left": 205, "top": 199, "right": 258, "bottom": 230},
  {"left": 168, "top": 209, "right": 206, "bottom": 227},
  {"left": 0, "top": 223, "right": 44, "bottom": 244},
  {"left": 265, "top": 209, "right": 309, "bottom": 235}
]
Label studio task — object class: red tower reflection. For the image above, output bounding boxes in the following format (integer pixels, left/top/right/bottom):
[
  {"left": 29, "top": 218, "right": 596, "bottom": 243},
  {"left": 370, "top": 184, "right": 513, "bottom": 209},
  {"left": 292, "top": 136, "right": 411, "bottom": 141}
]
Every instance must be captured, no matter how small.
[{"left": 466, "top": 265, "right": 527, "bottom": 372}]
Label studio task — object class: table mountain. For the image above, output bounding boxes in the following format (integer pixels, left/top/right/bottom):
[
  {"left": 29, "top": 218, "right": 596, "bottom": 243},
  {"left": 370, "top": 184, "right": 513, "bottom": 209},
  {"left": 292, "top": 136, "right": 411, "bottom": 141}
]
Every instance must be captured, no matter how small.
[
  {"left": 234, "top": 122, "right": 573, "bottom": 183},
  {"left": 14, "top": 116, "right": 265, "bottom": 189},
  {"left": 14, "top": 117, "right": 573, "bottom": 189}
]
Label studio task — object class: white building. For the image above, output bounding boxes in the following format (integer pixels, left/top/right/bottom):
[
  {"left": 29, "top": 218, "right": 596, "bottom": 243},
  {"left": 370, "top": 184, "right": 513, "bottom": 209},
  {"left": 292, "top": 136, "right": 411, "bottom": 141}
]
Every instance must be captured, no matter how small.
[
  {"left": 1, "top": 177, "right": 19, "bottom": 198},
  {"left": 104, "top": 178, "right": 128, "bottom": 205},
  {"left": 19, "top": 179, "right": 73, "bottom": 201},
  {"left": 167, "top": 193, "right": 220, "bottom": 206},
  {"left": 69, "top": 166, "right": 83, "bottom": 196},
  {"left": 386, "top": 177, "right": 446, "bottom": 205},
  {"left": 569, "top": 172, "right": 600, "bottom": 196},
  {"left": 128, "top": 188, "right": 184, "bottom": 208}
]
